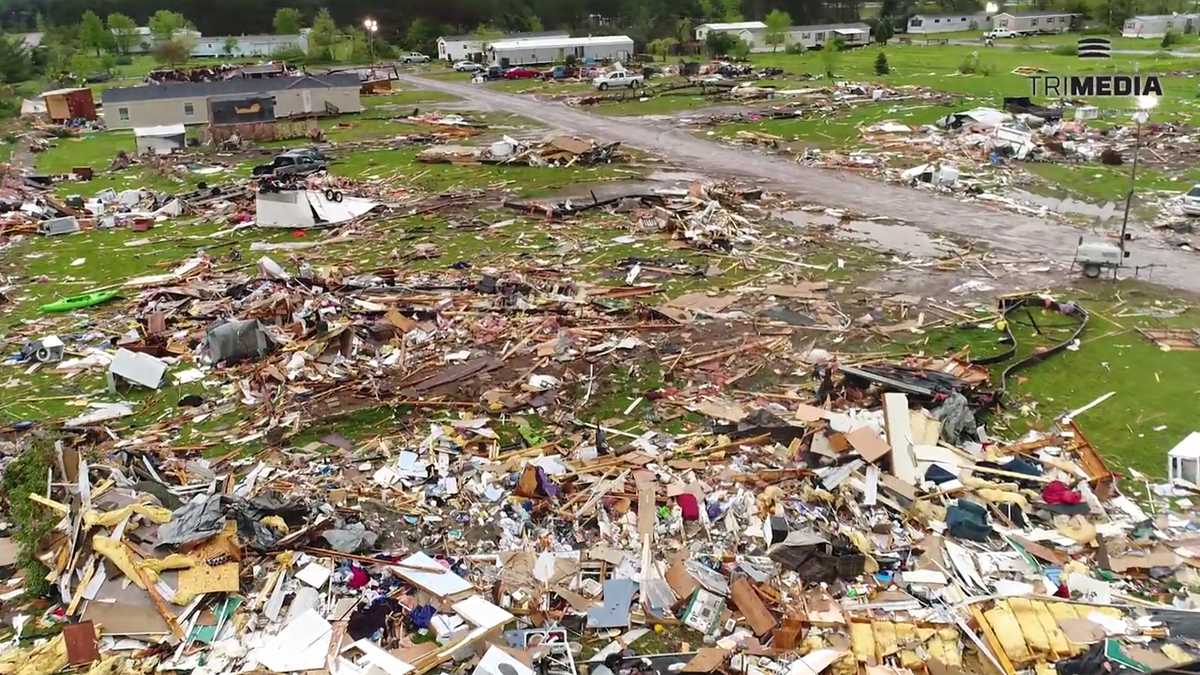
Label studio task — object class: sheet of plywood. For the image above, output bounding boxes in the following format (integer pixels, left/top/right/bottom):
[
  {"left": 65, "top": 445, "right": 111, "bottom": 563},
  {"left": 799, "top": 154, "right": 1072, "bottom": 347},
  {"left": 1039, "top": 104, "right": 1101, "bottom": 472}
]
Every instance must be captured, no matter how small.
[{"left": 730, "top": 577, "right": 776, "bottom": 636}]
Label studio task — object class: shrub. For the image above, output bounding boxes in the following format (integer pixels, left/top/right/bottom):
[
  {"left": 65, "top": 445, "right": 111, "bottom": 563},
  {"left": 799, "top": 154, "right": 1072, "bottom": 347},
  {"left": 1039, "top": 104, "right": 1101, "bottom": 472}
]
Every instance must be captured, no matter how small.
[
  {"left": 785, "top": 42, "right": 805, "bottom": 54},
  {"left": 957, "top": 51, "right": 994, "bottom": 76},
  {"left": 1052, "top": 44, "right": 1078, "bottom": 55},
  {"left": 1162, "top": 31, "right": 1181, "bottom": 47},
  {"left": 874, "top": 50, "right": 890, "bottom": 75},
  {"left": 1, "top": 441, "right": 56, "bottom": 598}
]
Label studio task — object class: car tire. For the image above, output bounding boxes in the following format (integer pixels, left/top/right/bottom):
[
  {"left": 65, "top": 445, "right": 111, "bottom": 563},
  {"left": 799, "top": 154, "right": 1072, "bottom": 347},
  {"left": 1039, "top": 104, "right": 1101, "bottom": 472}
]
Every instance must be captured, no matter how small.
[
  {"left": 1083, "top": 263, "right": 1102, "bottom": 279},
  {"left": 598, "top": 82, "right": 608, "bottom": 90}
]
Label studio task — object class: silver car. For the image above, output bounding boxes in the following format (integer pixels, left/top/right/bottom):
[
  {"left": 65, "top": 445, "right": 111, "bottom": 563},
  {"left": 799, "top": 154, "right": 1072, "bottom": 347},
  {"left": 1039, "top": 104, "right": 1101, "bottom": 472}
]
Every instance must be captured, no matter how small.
[{"left": 400, "top": 52, "right": 430, "bottom": 63}]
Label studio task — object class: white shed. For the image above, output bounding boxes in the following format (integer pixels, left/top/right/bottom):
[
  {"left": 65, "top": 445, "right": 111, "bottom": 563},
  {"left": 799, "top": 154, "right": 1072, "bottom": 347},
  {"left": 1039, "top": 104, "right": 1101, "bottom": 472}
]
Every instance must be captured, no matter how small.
[
  {"left": 1122, "top": 14, "right": 1200, "bottom": 38},
  {"left": 134, "top": 124, "right": 186, "bottom": 155},
  {"left": 1169, "top": 432, "right": 1200, "bottom": 487},
  {"left": 487, "top": 35, "right": 634, "bottom": 66}
]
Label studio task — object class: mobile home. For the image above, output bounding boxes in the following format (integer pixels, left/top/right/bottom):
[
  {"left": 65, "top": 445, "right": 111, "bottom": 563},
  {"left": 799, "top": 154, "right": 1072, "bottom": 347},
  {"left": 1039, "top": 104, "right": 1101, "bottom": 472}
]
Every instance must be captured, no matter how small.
[
  {"left": 906, "top": 13, "right": 990, "bottom": 34},
  {"left": 786, "top": 23, "right": 872, "bottom": 49},
  {"left": 1122, "top": 14, "right": 1200, "bottom": 37},
  {"left": 437, "top": 30, "right": 569, "bottom": 62},
  {"left": 694, "top": 21, "right": 767, "bottom": 50},
  {"left": 102, "top": 74, "right": 362, "bottom": 130},
  {"left": 487, "top": 35, "right": 634, "bottom": 66},
  {"left": 991, "top": 11, "right": 1079, "bottom": 34}
]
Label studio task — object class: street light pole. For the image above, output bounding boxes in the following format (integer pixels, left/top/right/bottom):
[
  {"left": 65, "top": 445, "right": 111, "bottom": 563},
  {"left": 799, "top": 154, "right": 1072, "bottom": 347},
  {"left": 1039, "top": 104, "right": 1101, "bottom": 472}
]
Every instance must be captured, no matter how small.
[
  {"left": 363, "top": 18, "right": 378, "bottom": 65},
  {"left": 1119, "top": 96, "right": 1157, "bottom": 266}
]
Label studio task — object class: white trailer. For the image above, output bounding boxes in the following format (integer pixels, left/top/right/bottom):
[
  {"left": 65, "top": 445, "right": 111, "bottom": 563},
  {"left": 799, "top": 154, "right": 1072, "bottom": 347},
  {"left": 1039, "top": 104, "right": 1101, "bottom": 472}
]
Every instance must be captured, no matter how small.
[{"left": 487, "top": 35, "right": 634, "bottom": 67}]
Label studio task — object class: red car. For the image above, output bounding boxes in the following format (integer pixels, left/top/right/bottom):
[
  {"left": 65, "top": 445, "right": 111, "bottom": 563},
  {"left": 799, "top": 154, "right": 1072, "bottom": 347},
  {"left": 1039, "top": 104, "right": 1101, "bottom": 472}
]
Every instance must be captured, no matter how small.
[{"left": 504, "top": 67, "right": 540, "bottom": 79}]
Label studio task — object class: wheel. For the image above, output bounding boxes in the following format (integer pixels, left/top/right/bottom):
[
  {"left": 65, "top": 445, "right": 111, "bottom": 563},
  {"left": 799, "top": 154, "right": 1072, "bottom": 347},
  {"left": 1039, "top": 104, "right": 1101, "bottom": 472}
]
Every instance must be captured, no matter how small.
[
  {"left": 1083, "top": 263, "right": 1102, "bottom": 279},
  {"left": 598, "top": 82, "right": 608, "bottom": 90},
  {"left": 628, "top": 81, "right": 637, "bottom": 88}
]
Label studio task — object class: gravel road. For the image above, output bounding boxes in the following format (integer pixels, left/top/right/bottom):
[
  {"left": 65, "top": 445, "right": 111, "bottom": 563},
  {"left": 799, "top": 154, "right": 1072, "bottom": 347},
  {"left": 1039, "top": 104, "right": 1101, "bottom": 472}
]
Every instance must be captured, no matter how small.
[{"left": 400, "top": 73, "right": 1199, "bottom": 293}]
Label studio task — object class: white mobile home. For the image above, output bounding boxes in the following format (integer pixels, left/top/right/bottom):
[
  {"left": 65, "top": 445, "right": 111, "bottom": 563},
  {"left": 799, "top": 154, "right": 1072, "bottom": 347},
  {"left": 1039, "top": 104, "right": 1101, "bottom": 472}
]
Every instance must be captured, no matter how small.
[
  {"left": 1122, "top": 14, "right": 1200, "bottom": 38},
  {"left": 694, "top": 21, "right": 767, "bottom": 50},
  {"left": 191, "top": 32, "right": 309, "bottom": 58},
  {"left": 991, "top": 11, "right": 1079, "bottom": 34},
  {"left": 437, "top": 30, "right": 570, "bottom": 62},
  {"left": 134, "top": 124, "right": 186, "bottom": 155},
  {"left": 906, "top": 13, "right": 990, "bottom": 34},
  {"left": 786, "top": 22, "right": 872, "bottom": 48},
  {"left": 487, "top": 35, "right": 634, "bottom": 66}
]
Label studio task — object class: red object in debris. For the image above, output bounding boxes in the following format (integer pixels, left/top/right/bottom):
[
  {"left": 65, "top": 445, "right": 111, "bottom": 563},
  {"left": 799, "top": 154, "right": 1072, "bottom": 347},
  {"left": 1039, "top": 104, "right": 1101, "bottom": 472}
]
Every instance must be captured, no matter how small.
[
  {"left": 291, "top": 229, "right": 306, "bottom": 238},
  {"left": 130, "top": 217, "right": 153, "bottom": 232},
  {"left": 347, "top": 565, "right": 370, "bottom": 588},
  {"left": 676, "top": 493, "right": 700, "bottom": 521},
  {"left": 1042, "top": 480, "right": 1082, "bottom": 505}
]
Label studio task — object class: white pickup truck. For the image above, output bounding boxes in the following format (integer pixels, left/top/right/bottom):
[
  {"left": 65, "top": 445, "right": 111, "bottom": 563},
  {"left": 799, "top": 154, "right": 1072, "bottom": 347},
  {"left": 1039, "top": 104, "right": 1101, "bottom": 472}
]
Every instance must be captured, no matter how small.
[{"left": 593, "top": 70, "right": 644, "bottom": 90}]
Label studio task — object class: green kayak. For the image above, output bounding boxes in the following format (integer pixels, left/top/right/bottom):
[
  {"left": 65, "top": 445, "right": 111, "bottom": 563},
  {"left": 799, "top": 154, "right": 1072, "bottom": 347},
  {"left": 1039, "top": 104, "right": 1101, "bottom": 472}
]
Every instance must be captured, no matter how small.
[{"left": 39, "top": 290, "right": 119, "bottom": 314}]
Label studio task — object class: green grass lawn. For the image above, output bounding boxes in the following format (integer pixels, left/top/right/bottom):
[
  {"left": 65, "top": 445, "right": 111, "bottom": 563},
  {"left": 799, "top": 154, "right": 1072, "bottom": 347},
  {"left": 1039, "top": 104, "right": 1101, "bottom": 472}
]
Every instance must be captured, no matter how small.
[
  {"left": 753, "top": 44, "right": 1200, "bottom": 125},
  {"left": 713, "top": 100, "right": 963, "bottom": 147},
  {"left": 916, "top": 284, "right": 1199, "bottom": 477}
]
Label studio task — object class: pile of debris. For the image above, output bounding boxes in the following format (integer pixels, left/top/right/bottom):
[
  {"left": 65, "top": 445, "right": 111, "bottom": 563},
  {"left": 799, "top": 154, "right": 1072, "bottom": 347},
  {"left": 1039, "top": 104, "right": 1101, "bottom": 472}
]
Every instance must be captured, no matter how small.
[
  {"left": 419, "top": 135, "right": 624, "bottom": 167},
  {"left": 5, "top": 282, "right": 1200, "bottom": 675}
]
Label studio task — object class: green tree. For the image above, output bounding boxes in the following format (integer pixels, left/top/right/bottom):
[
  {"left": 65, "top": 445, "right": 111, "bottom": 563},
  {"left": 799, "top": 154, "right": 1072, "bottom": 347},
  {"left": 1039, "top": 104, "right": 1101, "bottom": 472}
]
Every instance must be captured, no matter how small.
[
  {"left": 697, "top": 0, "right": 718, "bottom": 18},
  {"left": 148, "top": 10, "right": 189, "bottom": 42},
  {"left": 720, "top": 0, "right": 744, "bottom": 21},
  {"left": 868, "top": 17, "right": 894, "bottom": 43},
  {"left": 309, "top": 8, "right": 337, "bottom": 60},
  {"left": 472, "top": 23, "right": 505, "bottom": 41},
  {"left": 152, "top": 36, "right": 195, "bottom": 65},
  {"left": 730, "top": 36, "right": 751, "bottom": 59},
  {"left": 648, "top": 36, "right": 679, "bottom": 59},
  {"left": 0, "top": 34, "right": 33, "bottom": 83},
  {"left": 874, "top": 50, "right": 890, "bottom": 74},
  {"left": 223, "top": 36, "right": 239, "bottom": 56},
  {"left": 405, "top": 17, "right": 442, "bottom": 55},
  {"left": 675, "top": 17, "right": 693, "bottom": 44},
  {"left": 764, "top": 9, "right": 791, "bottom": 52},
  {"left": 274, "top": 8, "right": 303, "bottom": 35},
  {"left": 80, "top": 10, "right": 112, "bottom": 56},
  {"left": 820, "top": 37, "right": 843, "bottom": 78},
  {"left": 704, "top": 30, "right": 737, "bottom": 56},
  {"left": 107, "top": 13, "right": 138, "bottom": 55}
]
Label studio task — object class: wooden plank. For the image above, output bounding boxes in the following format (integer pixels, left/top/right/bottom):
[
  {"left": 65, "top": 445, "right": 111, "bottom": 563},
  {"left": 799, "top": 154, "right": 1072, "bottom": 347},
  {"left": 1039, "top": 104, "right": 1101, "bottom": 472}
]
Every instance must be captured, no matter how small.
[
  {"left": 883, "top": 393, "right": 917, "bottom": 484},
  {"left": 730, "top": 577, "right": 776, "bottom": 637}
]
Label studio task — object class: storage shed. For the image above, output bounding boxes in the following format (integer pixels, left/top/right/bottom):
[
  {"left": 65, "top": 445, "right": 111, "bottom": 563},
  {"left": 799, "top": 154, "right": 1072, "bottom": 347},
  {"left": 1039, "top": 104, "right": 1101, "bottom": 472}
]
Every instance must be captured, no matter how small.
[
  {"left": 487, "top": 35, "right": 634, "bottom": 67},
  {"left": 134, "top": 124, "right": 186, "bottom": 155},
  {"left": 40, "top": 87, "right": 97, "bottom": 122}
]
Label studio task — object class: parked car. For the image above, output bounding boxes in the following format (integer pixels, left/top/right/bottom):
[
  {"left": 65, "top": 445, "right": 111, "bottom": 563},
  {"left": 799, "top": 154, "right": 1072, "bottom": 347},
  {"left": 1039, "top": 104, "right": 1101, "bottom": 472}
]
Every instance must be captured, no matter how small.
[
  {"left": 453, "top": 60, "right": 483, "bottom": 72},
  {"left": 592, "top": 70, "right": 644, "bottom": 90},
  {"left": 1182, "top": 185, "right": 1200, "bottom": 216},
  {"left": 985, "top": 28, "right": 1022, "bottom": 38},
  {"left": 252, "top": 148, "right": 328, "bottom": 177},
  {"left": 504, "top": 67, "right": 541, "bottom": 79},
  {"left": 483, "top": 65, "right": 505, "bottom": 80},
  {"left": 542, "top": 65, "right": 578, "bottom": 80},
  {"left": 399, "top": 52, "right": 430, "bottom": 64}
]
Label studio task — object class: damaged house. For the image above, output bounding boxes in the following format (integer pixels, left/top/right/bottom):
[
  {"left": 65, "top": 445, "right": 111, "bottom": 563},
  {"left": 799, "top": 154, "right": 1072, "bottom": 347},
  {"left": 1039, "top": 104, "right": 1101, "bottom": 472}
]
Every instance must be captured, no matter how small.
[{"left": 101, "top": 74, "right": 363, "bottom": 131}]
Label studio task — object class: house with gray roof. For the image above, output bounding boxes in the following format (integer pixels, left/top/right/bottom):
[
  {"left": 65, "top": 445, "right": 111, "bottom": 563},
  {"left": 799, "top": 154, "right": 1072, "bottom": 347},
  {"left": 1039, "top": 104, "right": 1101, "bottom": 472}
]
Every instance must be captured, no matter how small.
[{"left": 102, "top": 74, "right": 362, "bottom": 130}]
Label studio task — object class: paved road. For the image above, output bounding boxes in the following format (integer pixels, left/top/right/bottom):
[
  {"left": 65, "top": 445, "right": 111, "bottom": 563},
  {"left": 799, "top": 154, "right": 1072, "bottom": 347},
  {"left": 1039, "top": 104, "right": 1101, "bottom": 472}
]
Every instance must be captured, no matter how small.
[
  {"left": 400, "top": 73, "right": 1200, "bottom": 293},
  {"left": 945, "top": 38, "right": 1200, "bottom": 57}
]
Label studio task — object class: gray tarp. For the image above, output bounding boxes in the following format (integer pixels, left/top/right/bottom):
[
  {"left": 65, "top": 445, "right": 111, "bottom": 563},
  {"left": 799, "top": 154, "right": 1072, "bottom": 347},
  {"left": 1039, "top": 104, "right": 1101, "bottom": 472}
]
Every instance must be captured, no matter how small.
[
  {"left": 157, "top": 494, "right": 225, "bottom": 547},
  {"left": 206, "top": 319, "right": 273, "bottom": 363}
]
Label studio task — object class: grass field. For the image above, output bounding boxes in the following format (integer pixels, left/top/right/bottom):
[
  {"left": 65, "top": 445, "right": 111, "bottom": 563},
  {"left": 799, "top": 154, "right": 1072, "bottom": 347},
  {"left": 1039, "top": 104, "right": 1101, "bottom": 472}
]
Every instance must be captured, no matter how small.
[{"left": 917, "top": 283, "right": 1200, "bottom": 477}]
